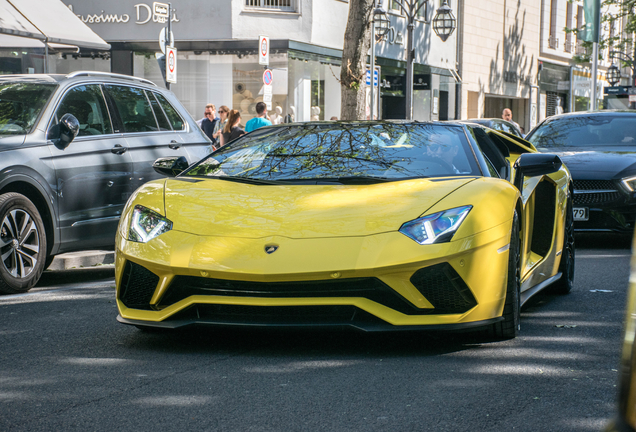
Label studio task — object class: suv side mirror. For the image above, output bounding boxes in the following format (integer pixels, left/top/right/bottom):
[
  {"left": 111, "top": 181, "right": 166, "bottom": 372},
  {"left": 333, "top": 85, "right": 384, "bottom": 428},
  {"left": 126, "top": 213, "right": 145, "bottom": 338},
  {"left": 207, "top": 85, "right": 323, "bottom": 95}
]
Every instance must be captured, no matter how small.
[
  {"left": 513, "top": 153, "right": 562, "bottom": 192},
  {"left": 153, "top": 156, "right": 189, "bottom": 177},
  {"left": 55, "top": 114, "right": 80, "bottom": 149}
]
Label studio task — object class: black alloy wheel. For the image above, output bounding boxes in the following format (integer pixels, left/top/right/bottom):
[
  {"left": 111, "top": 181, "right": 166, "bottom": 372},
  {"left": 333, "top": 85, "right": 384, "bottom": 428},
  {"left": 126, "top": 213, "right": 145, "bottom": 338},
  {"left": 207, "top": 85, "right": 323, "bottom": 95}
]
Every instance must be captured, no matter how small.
[
  {"left": 552, "top": 195, "right": 575, "bottom": 294},
  {"left": 490, "top": 210, "right": 521, "bottom": 340},
  {"left": 0, "top": 193, "right": 47, "bottom": 294}
]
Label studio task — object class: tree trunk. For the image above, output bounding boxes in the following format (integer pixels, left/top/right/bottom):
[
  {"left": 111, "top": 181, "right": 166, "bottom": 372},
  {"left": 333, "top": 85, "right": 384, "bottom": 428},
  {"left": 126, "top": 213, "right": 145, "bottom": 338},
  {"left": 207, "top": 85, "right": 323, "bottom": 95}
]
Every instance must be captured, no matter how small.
[{"left": 340, "top": 0, "right": 375, "bottom": 121}]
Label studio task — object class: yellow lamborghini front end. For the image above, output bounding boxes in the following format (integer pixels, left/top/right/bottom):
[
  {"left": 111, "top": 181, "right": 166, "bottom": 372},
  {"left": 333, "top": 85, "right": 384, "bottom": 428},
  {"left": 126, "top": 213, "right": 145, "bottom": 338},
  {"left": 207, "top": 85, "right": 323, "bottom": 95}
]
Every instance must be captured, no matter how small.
[{"left": 114, "top": 121, "right": 572, "bottom": 337}]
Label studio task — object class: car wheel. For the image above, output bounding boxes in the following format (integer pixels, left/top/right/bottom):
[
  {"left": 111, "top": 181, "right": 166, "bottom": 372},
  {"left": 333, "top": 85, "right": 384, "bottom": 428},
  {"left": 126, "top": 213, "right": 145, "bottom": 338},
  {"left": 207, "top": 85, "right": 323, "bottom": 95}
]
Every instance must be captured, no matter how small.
[
  {"left": 490, "top": 210, "right": 521, "bottom": 340},
  {"left": 0, "top": 193, "right": 47, "bottom": 294},
  {"left": 552, "top": 197, "right": 575, "bottom": 294}
]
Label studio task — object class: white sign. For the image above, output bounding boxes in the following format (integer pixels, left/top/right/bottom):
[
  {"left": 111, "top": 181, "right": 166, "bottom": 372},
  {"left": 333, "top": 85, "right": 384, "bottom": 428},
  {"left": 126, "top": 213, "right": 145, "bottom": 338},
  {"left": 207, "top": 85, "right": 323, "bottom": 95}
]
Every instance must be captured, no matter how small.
[
  {"left": 259, "top": 35, "right": 270, "bottom": 66},
  {"left": 166, "top": 46, "right": 177, "bottom": 83},
  {"left": 159, "top": 27, "right": 174, "bottom": 54},
  {"left": 629, "top": 95, "right": 636, "bottom": 103},
  {"left": 263, "top": 93, "right": 272, "bottom": 103},
  {"left": 153, "top": 2, "right": 169, "bottom": 21},
  {"left": 263, "top": 84, "right": 273, "bottom": 95}
]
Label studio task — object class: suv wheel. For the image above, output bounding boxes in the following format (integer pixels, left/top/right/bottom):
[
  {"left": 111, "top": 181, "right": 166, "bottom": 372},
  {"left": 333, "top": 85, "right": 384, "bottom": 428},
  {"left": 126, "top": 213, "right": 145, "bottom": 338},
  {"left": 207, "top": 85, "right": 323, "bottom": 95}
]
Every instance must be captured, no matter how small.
[{"left": 0, "top": 193, "right": 47, "bottom": 294}]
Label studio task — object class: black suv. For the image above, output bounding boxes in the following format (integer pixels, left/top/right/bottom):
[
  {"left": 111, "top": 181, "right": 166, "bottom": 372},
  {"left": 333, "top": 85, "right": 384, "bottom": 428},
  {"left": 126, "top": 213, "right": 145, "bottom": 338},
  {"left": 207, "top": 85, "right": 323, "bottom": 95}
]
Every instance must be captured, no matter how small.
[{"left": 0, "top": 71, "right": 211, "bottom": 294}]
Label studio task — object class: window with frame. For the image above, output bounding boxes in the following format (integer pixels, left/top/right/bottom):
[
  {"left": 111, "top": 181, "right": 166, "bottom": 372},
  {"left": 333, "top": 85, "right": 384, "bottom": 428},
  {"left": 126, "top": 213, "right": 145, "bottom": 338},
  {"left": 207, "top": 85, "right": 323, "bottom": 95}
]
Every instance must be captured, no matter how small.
[
  {"left": 54, "top": 85, "right": 113, "bottom": 137},
  {"left": 245, "top": 0, "right": 296, "bottom": 12}
]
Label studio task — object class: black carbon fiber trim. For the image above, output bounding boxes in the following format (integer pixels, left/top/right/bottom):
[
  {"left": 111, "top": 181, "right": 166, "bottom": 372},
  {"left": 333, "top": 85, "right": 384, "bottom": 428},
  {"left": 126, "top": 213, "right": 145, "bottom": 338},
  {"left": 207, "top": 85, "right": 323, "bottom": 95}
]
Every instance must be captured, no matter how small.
[
  {"left": 410, "top": 263, "right": 477, "bottom": 314},
  {"left": 119, "top": 261, "right": 159, "bottom": 310}
]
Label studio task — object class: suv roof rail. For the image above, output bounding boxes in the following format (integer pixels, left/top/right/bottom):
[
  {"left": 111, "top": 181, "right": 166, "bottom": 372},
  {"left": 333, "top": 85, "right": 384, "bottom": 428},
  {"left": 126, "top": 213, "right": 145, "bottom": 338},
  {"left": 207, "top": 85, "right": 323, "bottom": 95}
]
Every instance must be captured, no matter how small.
[{"left": 65, "top": 71, "right": 157, "bottom": 87}]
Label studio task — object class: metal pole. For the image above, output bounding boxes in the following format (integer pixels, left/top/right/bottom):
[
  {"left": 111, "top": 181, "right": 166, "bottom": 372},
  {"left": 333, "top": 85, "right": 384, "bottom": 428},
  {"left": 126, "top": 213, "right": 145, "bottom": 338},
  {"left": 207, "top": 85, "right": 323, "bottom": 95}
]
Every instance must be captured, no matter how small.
[
  {"left": 591, "top": 42, "right": 598, "bottom": 110},
  {"left": 371, "top": 18, "right": 376, "bottom": 120},
  {"left": 166, "top": 3, "right": 172, "bottom": 91},
  {"left": 405, "top": 18, "right": 414, "bottom": 120}
]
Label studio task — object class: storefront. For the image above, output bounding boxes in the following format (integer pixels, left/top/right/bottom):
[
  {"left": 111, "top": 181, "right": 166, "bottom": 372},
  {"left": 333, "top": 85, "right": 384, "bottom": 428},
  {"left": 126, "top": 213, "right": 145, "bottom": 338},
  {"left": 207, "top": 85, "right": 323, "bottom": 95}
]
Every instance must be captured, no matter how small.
[{"left": 537, "top": 61, "right": 570, "bottom": 121}]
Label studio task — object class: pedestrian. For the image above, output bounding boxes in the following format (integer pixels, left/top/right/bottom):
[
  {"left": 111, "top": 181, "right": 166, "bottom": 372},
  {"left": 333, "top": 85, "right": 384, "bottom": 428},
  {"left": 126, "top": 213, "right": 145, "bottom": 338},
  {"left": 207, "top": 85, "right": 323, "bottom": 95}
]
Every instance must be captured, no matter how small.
[
  {"left": 200, "top": 103, "right": 220, "bottom": 149},
  {"left": 245, "top": 102, "right": 272, "bottom": 133},
  {"left": 212, "top": 105, "right": 229, "bottom": 143},
  {"left": 502, "top": 108, "right": 520, "bottom": 129},
  {"left": 219, "top": 109, "right": 246, "bottom": 147}
]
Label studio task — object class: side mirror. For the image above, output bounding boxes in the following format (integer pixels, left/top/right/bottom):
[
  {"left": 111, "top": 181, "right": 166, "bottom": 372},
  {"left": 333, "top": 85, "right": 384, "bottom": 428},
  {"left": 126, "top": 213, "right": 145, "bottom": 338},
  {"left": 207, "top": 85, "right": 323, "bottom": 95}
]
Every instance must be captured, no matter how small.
[
  {"left": 153, "top": 156, "right": 189, "bottom": 177},
  {"left": 57, "top": 114, "right": 80, "bottom": 149},
  {"left": 513, "top": 153, "right": 562, "bottom": 192}
]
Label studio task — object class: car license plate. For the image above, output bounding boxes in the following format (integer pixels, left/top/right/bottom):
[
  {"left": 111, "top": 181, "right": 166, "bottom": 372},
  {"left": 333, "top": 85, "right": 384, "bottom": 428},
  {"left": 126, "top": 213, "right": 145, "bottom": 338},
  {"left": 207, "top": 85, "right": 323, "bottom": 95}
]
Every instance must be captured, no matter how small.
[{"left": 573, "top": 207, "right": 589, "bottom": 221}]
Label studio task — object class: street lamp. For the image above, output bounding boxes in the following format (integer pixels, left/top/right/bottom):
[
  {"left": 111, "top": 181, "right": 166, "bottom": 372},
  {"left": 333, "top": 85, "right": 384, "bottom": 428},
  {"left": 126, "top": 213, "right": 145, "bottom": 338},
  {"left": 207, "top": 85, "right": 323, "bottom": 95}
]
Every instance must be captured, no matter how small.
[
  {"left": 607, "top": 63, "right": 621, "bottom": 87},
  {"left": 609, "top": 50, "right": 636, "bottom": 108},
  {"left": 370, "top": 4, "right": 389, "bottom": 120},
  {"left": 392, "top": 0, "right": 457, "bottom": 120}
]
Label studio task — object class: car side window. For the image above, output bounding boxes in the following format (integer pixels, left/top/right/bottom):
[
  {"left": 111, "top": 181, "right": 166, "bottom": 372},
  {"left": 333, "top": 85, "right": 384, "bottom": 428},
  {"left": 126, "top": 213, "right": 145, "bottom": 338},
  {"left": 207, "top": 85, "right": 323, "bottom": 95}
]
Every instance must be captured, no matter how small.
[
  {"left": 53, "top": 85, "right": 113, "bottom": 137},
  {"left": 154, "top": 92, "right": 185, "bottom": 131},
  {"left": 104, "top": 85, "right": 159, "bottom": 133},
  {"left": 146, "top": 91, "right": 172, "bottom": 131}
]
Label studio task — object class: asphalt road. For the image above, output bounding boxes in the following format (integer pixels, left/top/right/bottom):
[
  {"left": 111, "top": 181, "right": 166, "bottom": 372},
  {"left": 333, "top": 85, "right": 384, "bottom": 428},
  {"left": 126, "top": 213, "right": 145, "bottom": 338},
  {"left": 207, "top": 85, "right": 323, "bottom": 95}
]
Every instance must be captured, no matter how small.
[{"left": 0, "top": 234, "right": 632, "bottom": 432}]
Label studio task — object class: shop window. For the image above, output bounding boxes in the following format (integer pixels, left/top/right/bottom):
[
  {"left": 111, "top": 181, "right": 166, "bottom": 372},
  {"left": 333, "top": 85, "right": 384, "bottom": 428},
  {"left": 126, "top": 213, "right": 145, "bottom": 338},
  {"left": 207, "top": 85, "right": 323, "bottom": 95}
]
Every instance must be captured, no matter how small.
[
  {"left": 311, "top": 80, "right": 325, "bottom": 121},
  {"left": 245, "top": 0, "right": 296, "bottom": 12}
]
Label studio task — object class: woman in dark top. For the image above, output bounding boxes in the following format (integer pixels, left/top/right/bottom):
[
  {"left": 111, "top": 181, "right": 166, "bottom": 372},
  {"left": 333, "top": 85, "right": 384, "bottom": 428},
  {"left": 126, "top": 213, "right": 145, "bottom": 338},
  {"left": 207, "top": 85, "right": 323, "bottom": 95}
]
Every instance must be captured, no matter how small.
[{"left": 219, "top": 109, "right": 245, "bottom": 147}]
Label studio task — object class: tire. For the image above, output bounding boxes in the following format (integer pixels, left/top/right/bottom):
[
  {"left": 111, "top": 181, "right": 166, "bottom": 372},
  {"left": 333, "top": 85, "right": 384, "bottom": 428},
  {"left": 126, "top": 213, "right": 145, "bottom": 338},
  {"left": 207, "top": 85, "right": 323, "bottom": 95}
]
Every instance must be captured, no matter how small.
[
  {"left": 0, "top": 193, "right": 47, "bottom": 294},
  {"left": 43, "top": 254, "right": 55, "bottom": 271},
  {"left": 551, "top": 196, "right": 575, "bottom": 294},
  {"left": 490, "top": 210, "right": 521, "bottom": 340}
]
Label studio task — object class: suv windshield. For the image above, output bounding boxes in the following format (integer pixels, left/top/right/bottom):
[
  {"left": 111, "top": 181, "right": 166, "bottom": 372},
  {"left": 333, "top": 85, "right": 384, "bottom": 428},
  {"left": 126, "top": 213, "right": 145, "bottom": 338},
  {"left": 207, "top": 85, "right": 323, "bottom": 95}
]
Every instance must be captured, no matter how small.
[
  {"left": 0, "top": 82, "right": 57, "bottom": 135},
  {"left": 527, "top": 114, "right": 636, "bottom": 149},
  {"left": 184, "top": 123, "right": 480, "bottom": 182}
]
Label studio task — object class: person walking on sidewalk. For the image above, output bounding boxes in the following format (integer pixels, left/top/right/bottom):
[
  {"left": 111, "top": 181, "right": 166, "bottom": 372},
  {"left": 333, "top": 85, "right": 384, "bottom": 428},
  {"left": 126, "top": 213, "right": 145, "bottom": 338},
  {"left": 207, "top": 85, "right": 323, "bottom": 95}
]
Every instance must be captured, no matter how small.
[
  {"left": 245, "top": 102, "right": 272, "bottom": 133},
  {"left": 200, "top": 104, "right": 221, "bottom": 150},
  {"left": 219, "top": 109, "right": 246, "bottom": 147}
]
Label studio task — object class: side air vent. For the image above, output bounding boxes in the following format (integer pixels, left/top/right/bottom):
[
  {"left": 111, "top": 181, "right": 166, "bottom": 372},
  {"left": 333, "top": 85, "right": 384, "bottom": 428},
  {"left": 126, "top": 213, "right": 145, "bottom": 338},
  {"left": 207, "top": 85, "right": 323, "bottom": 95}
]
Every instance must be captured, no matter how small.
[
  {"left": 410, "top": 263, "right": 477, "bottom": 314},
  {"left": 119, "top": 261, "right": 159, "bottom": 310}
]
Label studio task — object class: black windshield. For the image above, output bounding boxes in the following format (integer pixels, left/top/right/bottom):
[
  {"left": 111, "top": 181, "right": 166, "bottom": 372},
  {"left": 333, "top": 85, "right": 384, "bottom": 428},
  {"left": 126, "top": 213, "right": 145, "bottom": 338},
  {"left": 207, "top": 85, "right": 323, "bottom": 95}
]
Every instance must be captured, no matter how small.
[
  {"left": 0, "top": 82, "right": 57, "bottom": 135},
  {"left": 183, "top": 123, "right": 480, "bottom": 183},
  {"left": 527, "top": 114, "right": 636, "bottom": 149}
]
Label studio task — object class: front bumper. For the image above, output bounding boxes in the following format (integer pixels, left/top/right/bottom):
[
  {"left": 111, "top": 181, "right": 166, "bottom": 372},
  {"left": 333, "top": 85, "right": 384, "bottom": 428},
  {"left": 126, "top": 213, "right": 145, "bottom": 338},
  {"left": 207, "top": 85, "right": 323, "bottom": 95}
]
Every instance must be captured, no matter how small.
[
  {"left": 115, "top": 222, "right": 512, "bottom": 331},
  {"left": 573, "top": 179, "right": 636, "bottom": 233}
]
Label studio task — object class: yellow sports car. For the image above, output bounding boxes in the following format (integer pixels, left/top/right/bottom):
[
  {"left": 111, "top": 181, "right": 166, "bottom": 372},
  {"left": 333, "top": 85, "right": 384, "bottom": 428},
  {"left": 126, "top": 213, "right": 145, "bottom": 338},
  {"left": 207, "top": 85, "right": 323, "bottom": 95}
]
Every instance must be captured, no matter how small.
[{"left": 115, "top": 121, "right": 573, "bottom": 339}]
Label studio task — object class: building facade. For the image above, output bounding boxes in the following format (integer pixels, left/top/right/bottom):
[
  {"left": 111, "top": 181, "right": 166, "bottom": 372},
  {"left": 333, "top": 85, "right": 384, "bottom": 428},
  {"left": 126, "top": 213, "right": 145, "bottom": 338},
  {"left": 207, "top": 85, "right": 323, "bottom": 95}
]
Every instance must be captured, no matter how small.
[
  {"left": 458, "top": 0, "right": 541, "bottom": 133},
  {"left": 55, "top": 0, "right": 458, "bottom": 123}
]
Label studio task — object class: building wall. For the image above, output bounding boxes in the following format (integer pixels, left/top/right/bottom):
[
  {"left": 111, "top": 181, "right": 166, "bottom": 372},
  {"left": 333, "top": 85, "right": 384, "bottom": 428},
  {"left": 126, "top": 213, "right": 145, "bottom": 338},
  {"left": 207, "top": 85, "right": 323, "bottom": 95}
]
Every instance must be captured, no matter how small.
[{"left": 460, "top": 0, "right": 541, "bottom": 127}]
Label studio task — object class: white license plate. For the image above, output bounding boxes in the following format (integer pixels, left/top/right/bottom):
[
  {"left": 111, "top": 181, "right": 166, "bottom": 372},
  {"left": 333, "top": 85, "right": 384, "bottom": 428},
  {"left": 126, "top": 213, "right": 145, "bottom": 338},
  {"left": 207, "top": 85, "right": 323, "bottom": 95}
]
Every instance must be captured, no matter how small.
[{"left": 573, "top": 207, "right": 589, "bottom": 221}]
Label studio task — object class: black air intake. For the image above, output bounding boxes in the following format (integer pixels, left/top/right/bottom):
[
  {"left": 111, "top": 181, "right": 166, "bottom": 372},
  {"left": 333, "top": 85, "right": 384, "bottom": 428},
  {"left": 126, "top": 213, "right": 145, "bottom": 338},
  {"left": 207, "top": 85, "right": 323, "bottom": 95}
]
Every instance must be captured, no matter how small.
[
  {"left": 119, "top": 261, "right": 159, "bottom": 310},
  {"left": 410, "top": 263, "right": 477, "bottom": 314}
]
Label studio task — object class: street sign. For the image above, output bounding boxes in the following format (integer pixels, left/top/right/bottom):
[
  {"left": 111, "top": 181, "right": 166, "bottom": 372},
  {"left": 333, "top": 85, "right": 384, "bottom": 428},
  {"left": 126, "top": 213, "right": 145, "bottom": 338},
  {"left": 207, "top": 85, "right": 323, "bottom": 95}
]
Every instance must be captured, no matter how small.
[
  {"left": 263, "top": 69, "right": 273, "bottom": 86},
  {"left": 153, "top": 2, "right": 169, "bottom": 22},
  {"left": 259, "top": 35, "right": 270, "bottom": 66},
  {"left": 166, "top": 46, "right": 177, "bottom": 84},
  {"left": 159, "top": 28, "right": 174, "bottom": 54},
  {"left": 365, "top": 68, "right": 379, "bottom": 87}
]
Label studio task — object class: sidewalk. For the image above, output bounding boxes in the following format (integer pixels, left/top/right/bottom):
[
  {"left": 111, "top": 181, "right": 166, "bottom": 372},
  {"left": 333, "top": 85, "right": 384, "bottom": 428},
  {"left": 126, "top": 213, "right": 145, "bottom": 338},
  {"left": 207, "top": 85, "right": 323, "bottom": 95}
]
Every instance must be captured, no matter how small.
[{"left": 48, "top": 250, "right": 115, "bottom": 271}]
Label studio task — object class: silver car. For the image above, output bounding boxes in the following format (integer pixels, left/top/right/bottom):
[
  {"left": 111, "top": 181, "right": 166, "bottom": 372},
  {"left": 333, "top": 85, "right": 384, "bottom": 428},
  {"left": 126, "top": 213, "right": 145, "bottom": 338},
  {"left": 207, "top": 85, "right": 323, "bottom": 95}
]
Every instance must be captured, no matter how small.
[{"left": 0, "top": 71, "right": 211, "bottom": 294}]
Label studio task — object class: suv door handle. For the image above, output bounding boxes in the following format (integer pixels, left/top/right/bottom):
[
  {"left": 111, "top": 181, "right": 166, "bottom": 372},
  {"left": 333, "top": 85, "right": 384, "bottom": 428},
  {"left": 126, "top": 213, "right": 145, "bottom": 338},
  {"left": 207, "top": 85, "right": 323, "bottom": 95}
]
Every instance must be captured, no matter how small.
[
  {"left": 111, "top": 144, "right": 127, "bottom": 155},
  {"left": 169, "top": 140, "right": 181, "bottom": 150}
]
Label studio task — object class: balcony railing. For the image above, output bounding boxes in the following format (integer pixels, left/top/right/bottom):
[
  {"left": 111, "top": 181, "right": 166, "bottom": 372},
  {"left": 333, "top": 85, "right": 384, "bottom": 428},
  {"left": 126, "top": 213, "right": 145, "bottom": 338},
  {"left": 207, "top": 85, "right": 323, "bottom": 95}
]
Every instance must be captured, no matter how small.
[
  {"left": 575, "top": 41, "right": 588, "bottom": 56},
  {"left": 564, "top": 41, "right": 574, "bottom": 53},
  {"left": 549, "top": 35, "right": 559, "bottom": 49},
  {"left": 245, "top": 0, "right": 296, "bottom": 12}
]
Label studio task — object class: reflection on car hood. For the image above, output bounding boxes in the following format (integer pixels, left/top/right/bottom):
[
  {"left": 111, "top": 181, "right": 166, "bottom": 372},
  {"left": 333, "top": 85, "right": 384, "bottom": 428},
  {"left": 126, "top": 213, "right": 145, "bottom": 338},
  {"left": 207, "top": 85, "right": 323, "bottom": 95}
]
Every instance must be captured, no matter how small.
[
  {"left": 164, "top": 177, "right": 475, "bottom": 238},
  {"left": 0, "top": 135, "right": 26, "bottom": 149},
  {"left": 545, "top": 148, "right": 636, "bottom": 179}
]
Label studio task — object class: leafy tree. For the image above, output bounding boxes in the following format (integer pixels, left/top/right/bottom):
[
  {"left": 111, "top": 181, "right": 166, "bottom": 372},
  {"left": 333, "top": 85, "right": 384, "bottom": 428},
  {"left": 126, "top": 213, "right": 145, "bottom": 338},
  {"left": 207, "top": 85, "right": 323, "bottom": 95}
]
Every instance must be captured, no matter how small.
[
  {"left": 340, "top": 0, "right": 375, "bottom": 120},
  {"left": 572, "top": 0, "right": 636, "bottom": 66}
]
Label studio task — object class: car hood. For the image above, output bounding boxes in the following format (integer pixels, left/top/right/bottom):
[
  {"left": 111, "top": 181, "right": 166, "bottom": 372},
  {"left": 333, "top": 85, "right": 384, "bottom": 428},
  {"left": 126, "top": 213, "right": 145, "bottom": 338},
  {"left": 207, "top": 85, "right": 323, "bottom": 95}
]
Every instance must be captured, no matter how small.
[
  {"left": 164, "top": 177, "right": 476, "bottom": 238},
  {"left": 545, "top": 147, "right": 636, "bottom": 179}
]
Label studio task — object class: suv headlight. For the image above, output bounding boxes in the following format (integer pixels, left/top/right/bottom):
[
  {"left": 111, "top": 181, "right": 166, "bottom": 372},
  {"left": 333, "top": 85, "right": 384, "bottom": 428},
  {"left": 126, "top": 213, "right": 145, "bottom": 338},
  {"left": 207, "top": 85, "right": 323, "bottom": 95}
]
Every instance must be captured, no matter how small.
[
  {"left": 128, "top": 205, "right": 172, "bottom": 243},
  {"left": 399, "top": 205, "right": 472, "bottom": 245},
  {"left": 621, "top": 176, "right": 636, "bottom": 192}
]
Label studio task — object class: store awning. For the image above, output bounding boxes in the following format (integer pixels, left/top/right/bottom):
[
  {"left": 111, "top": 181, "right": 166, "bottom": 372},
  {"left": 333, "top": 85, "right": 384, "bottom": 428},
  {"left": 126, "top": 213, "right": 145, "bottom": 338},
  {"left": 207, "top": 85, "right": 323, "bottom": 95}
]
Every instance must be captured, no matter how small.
[
  {"left": 0, "top": 0, "right": 110, "bottom": 51},
  {"left": 0, "top": 33, "right": 45, "bottom": 48}
]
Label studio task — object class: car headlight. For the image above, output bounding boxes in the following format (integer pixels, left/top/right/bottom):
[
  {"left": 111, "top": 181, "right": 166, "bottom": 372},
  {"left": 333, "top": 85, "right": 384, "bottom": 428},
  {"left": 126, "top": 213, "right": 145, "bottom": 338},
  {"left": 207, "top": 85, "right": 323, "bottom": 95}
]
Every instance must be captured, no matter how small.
[
  {"left": 399, "top": 205, "right": 472, "bottom": 245},
  {"left": 128, "top": 205, "right": 173, "bottom": 243},
  {"left": 621, "top": 176, "right": 636, "bottom": 192}
]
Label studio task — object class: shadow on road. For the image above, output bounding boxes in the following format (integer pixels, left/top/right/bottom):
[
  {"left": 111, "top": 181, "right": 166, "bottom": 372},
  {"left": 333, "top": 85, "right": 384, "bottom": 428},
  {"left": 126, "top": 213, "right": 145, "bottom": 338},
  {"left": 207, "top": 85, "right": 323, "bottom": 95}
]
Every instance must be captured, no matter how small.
[{"left": 37, "top": 266, "right": 115, "bottom": 287}]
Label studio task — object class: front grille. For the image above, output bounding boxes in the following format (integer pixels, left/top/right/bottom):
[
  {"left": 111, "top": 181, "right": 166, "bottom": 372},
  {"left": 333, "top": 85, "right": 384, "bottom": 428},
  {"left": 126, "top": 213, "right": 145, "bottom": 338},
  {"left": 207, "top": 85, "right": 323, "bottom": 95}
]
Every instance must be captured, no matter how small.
[
  {"left": 410, "top": 263, "right": 477, "bottom": 314},
  {"left": 158, "top": 264, "right": 476, "bottom": 316},
  {"left": 161, "top": 276, "right": 434, "bottom": 315},
  {"left": 573, "top": 192, "right": 622, "bottom": 206},
  {"left": 119, "top": 261, "right": 159, "bottom": 310},
  {"left": 573, "top": 180, "right": 617, "bottom": 191}
]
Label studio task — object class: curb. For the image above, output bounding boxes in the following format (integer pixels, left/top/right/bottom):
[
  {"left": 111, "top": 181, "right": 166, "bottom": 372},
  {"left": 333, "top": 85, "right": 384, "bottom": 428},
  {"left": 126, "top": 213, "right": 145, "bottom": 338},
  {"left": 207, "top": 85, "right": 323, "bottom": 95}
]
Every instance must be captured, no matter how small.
[{"left": 48, "top": 250, "right": 115, "bottom": 271}]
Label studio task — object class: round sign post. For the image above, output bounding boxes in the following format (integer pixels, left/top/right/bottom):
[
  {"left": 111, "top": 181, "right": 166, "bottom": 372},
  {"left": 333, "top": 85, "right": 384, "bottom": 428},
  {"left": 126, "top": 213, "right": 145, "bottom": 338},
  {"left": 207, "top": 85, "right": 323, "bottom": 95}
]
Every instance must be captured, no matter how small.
[
  {"left": 263, "top": 69, "right": 273, "bottom": 86},
  {"left": 259, "top": 35, "right": 270, "bottom": 66}
]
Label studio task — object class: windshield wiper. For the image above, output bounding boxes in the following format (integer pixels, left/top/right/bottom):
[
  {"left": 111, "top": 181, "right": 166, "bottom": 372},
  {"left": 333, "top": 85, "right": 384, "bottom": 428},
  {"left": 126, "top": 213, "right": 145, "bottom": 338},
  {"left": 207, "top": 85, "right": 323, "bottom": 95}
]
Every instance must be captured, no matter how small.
[
  {"left": 323, "top": 176, "right": 394, "bottom": 184},
  {"left": 214, "top": 176, "right": 282, "bottom": 185}
]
